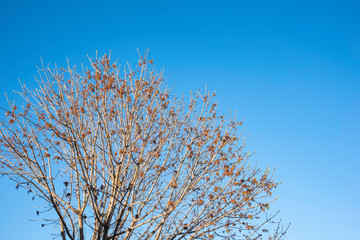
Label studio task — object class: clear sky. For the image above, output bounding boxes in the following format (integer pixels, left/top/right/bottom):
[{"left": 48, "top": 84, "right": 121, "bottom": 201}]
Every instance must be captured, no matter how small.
[{"left": 0, "top": 0, "right": 359, "bottom": 239}]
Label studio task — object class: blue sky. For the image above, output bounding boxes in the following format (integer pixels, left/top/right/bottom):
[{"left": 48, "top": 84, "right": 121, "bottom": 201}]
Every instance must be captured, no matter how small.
[{"left": 0, "top": 0, "right": 359, "bottom": 239}]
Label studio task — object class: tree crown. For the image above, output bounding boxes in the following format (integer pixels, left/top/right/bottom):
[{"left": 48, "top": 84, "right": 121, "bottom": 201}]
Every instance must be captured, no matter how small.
[{"left": 0, "top": 53, "right": 285, "bottom": 240}]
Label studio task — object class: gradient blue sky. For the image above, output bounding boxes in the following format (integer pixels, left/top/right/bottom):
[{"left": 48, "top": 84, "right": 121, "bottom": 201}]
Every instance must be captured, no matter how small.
[{"left": 0, "top": 0, "right": 359, "bottom": 239}]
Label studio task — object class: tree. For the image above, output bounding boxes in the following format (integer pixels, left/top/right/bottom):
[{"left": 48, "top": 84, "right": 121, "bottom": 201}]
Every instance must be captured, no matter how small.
[{"left": 0, "top": 53, "right": 286, "bottom": 240}]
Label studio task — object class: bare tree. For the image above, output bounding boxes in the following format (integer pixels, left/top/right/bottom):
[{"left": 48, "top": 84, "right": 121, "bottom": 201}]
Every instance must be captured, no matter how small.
[{"left": 0, "top": 53, "right": 286, "bottom": 240}]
